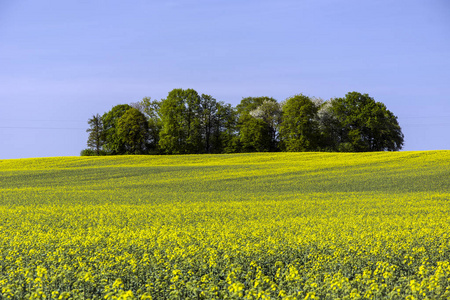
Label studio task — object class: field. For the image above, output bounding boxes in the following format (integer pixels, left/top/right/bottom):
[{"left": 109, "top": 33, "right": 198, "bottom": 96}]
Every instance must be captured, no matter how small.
[{"left": 0, "top": 151, "right": 450, "bottom": 299}]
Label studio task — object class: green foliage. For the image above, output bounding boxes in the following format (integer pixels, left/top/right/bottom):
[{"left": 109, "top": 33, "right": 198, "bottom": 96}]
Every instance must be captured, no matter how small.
[
  {"left": 117, "top": 108, "right": 150, "bottom": 154},
  {"left": 216, "top": 102, "right": 239, "bottom": 153},
  {"left": 237, "top": 97, "right": 279, "bottom": 152},
  {"left": 199, "top": 94, "right": 237, "bottom": 154},
  {"left": 199, "top": 94, "right": 220, "bottom": 153},
  {"left": 86, "top": 90, "right": 404, "bottom": 155},
  {"left": 158, "top": 89, "right": 239, "bottom": 154},
  {"left": 86, "top": 113, "right": 105, "bottom": 155},
  {"left": 239, "top": 114, "right": 273, "bottom": 152},
  {"left": 236, "top": 96, "right": 276, "bottom": 115},
  {"left": 317, "top": 101, "right": 341, "bottom": 151},
  {"left": 131, "top": 97, "right": 162, "bottom": 154},
  {"left": 159, "top": 89, "right": 203, "bottom": 154},
  {"left": 279, "top": 94, "right": 319, "bottom": 151},
  {"left": 102, "top": 104, "right": 132, "bottom": 155},
  {"left": 330, "top": 92, "right": 404, "bottom": 151},
  {"left": 250, "top": 100, "right": 282, "bottom": 151},
  {"left": 80, "top": 148, "right": 95, "bottom": 156}
]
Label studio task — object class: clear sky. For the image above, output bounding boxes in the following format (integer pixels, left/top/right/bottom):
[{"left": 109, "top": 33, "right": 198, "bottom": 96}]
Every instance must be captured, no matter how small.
[{"left": 1, "top": 0, "right": 449, "bottom": 159}]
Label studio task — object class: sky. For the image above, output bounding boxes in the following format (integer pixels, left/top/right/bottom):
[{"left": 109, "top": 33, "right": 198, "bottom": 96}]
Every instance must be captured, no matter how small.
[{"left": 0, "top": 0, "right": 449, "bottom": 159}]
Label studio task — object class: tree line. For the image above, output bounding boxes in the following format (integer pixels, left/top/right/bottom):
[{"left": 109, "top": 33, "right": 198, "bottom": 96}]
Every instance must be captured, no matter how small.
[{"left": 82, "top": 89, "right": 404, "bottom": 155}]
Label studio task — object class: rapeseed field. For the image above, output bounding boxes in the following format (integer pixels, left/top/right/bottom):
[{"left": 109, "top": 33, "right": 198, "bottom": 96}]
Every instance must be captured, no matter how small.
[{"left": 0, "top": 151, "right": 449, "bottom": 299}]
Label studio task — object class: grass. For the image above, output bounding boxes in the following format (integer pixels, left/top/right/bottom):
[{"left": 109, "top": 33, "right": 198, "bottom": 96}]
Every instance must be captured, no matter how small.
[{"left": 0, "top": 151, "right": 449, "bottom": 299}]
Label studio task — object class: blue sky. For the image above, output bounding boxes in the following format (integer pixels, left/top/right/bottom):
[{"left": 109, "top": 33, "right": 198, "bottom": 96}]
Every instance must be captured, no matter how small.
[{"left": 0, "top": 0, "right": 449, "bottom": 159}]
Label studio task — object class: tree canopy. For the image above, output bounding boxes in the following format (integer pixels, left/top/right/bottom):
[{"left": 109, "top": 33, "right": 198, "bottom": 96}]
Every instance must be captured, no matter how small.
[
  {"left": 85, "top": 114, "right": 105, "bottom": 155},
  {"left": 116, "top": 108, "right": 149, "bottom": 154},
  {"left": 82, "top": 89, "right": 404, "bottom": 155},
  {"left": 158, "top": 88, "right": 203, "bottom": 154},
  {"left": 102, "top": 104, "right": 132, "bottom": 155},
  {"left": 279, "top": 94, "right": 319, "bottom": 152},
  {"left": 329, "top": 92, "right": 404, "bottom": 151},
  {"left": 237, "top": 97, "right": 279, "bottom": 152}
]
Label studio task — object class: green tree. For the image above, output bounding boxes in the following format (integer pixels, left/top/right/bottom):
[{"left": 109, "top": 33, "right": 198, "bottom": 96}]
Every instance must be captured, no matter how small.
[
  {"left": 102, "top": 104, "right": 132, "bottom": 155},
  {"left": 116, "top": 108, "right": 150, "bottom": 154},
  {"left": 249, "top": 100, "right": 282, "bottom": 150},
  {"left": 216, "top": 102, "right": 239, "bottom": 153},
  {"left": 131, "top": 97, "right": 162, "bottom": 154},
  {"left": 236, "top": 96, "right": 277, "bottom": 115},
  {"left": 199, "top": 94, "right": 218, "bottom": 154},
  {"left": 317, "top": 100, "right": 342, "bottom": 151},
  {"left": 199, "top": 95, "right": 239, "bottom": 154},
  {"left": 279, "top": 94, "right": 319, "bottom": 152},
  {"left": 369, "top": 102, "right": 404, "bottom": 151},
  {"left": 86, "top": 113, "right": 105, "bottom": 155},
  {"left": 159, "top": 89, "right": 203, "bottom": 154},
  {"left": 330, "top": 92, "right": 404, "bottom": 151},
  {"left": 239, "top": 115, "right": 273, "bottom": 152},
  {"left": 237, "top": 97, "right": 279, "bottom": 152}
]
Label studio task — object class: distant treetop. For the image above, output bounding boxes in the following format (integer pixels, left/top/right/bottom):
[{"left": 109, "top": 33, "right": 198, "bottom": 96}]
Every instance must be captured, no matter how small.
[{"left": 81, "top": 89, "right": 404, "bottom": 155}]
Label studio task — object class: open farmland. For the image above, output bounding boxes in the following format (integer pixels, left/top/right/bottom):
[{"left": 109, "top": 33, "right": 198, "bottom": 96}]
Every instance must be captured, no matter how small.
[{"left": 0, "top": 151, "right": 450, "bottom": 299}]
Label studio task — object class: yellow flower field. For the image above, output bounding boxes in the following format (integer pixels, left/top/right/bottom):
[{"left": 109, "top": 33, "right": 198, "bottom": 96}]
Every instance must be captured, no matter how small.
[{"left": 0, "top": 151, "right": 449, "bottom": 299}]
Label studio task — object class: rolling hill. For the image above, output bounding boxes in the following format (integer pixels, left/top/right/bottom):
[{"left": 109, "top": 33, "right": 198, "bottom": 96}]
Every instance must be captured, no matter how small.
[{"left": 0, "top": 151, "right": 449, "bottom": 299}]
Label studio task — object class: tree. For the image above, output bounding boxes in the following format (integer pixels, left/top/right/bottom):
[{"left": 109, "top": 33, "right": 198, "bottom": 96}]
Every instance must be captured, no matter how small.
[
  {"left": 361, "top": 101, "right": 404, "bottom": 151},
  {"left": 236, "top": 96, "right": 276, "bottom": 115},
  {"left": 215, "top": 102, "right": 239, "bottom": 153},
  {"left": 102, "top": 104, "right": 132, "bottom": 155},
  {"left": 317, "top": 100, "right": 342, "bottom": 151},
  {"left": 116, "top": 108, "right": 150, "bottom": 154},
  {"left": 237, "top": 97, "right": 279, "bottom": 152},
  {"left": 83, "top": 89, "right": 405, "bottom": 156},
  {"left": 131, "top": 97, "right": 162, "bottom": 154},
  {"left": 86, "top": 113, "right": 105, "bottom": 155},
  {"left": 198, "top": 94, "right": 239, "bottom": 154},
  {"left": 330, "top": 92, "right": 404, "bottom": 151},
  {"left": 249, "top": 100, "right": 282, "bottom": 150},
  {"left": 279, "top": 94, "right": 319, "bottom": 152},
  {"left": 159, "top": 89, "right": 203, "bottom": 154},
  {"left": 199, "top": 94, "right": 218, "bottom": 154}
]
